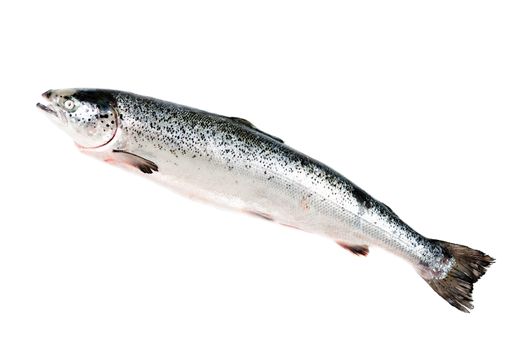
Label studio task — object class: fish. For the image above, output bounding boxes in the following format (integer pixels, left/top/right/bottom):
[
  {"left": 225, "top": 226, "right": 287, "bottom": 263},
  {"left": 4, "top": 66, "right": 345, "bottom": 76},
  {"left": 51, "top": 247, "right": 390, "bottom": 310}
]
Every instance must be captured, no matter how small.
[{"left": 37, "top": 88, "right": 494, "bottom": 312}]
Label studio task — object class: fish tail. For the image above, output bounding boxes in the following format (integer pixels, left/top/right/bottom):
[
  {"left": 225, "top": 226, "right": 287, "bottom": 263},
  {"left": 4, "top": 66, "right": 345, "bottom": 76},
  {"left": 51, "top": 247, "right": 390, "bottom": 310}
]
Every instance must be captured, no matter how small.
[{"left": 418, "top": 240, "right": 494, "bottom": 312}]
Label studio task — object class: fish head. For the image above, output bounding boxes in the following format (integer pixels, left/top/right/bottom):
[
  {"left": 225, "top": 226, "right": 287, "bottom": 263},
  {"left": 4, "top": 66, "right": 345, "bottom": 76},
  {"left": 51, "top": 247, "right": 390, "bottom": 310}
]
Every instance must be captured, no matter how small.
[{"left": 37, "top": 89, "right": 119, "bottom": 148}]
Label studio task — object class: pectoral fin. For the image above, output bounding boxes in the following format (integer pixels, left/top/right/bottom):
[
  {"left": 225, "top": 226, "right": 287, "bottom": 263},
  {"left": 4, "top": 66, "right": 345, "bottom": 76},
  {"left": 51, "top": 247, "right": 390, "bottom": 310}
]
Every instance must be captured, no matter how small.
[{"left": 111, "top": 150, "right": 159, "bottom": 174}]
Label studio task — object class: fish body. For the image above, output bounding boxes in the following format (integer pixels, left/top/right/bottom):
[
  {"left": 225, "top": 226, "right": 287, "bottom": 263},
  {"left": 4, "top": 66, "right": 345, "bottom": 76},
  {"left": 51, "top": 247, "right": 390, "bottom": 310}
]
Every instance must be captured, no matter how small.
[
  {"left": 112, "top": 93, "right": 438, "bottom": 264},
  {"left": 37, "top": 89, "right": 494, "bottom": 312}
]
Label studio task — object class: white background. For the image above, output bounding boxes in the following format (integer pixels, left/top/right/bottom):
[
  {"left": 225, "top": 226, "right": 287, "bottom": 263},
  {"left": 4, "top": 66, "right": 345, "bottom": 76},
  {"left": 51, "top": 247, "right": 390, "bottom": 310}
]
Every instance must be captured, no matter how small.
[{"left": 1, "top": 1, "right": 522, "bottom": 349}]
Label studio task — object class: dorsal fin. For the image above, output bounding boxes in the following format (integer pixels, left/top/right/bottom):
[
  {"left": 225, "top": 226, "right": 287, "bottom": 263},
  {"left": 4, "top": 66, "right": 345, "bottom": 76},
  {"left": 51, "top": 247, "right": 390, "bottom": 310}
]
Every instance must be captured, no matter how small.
[
  {"left": 228, "top": 117, "right": 284, "bottom": 143},
  {"left": 378, "top": 200, "right": 398, "bottom": 217}
]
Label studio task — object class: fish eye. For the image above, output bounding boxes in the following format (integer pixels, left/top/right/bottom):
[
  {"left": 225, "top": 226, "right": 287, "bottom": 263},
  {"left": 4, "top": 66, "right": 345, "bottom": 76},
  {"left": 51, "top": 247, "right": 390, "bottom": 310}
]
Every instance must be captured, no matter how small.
[
  {"left": 60, "top": 97, "right": 79, "bottom": 112},
  {"left": 64, "top": 99, "right": 75, "bottom": 110}
]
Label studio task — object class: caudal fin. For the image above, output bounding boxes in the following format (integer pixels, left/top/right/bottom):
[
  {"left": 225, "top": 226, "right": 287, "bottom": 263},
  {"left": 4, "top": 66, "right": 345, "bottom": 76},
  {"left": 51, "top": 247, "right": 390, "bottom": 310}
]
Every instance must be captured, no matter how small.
[{"left": 421, "top": 240, "right": 494, "bottom": 312}]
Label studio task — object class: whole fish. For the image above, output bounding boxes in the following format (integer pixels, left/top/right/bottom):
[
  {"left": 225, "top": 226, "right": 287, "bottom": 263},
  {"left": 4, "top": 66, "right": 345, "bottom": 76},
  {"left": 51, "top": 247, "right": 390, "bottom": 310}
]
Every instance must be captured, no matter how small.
[{"left": 37, "top": 88, "right": 494, "bottom": 312}]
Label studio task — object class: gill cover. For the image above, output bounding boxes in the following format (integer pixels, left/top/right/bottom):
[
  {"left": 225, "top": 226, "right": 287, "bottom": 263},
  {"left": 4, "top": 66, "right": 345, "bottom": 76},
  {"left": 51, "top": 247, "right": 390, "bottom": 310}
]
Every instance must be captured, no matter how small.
[{"left": 46, "top": 89, "right": 119, "bottom": 148}]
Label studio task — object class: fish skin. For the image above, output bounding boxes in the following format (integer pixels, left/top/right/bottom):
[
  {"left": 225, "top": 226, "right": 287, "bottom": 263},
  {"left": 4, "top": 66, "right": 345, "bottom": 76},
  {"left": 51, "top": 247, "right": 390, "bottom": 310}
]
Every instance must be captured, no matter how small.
[
  {"left": 38, "top": 89, "right": 494, "bottom": 312},
  {"left": 112, "top": 91, "right": 441, "bottom": 264}
]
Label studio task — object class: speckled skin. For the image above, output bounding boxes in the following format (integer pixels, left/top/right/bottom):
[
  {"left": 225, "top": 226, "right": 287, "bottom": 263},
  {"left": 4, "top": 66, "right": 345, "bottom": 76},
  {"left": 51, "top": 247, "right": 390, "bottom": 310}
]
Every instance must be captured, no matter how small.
[
  {"left": 39, "top": 89, "right": 454, "bottom": 279},
  {"left": 113, "top": 90, "right": 453, "bottom": 277}
]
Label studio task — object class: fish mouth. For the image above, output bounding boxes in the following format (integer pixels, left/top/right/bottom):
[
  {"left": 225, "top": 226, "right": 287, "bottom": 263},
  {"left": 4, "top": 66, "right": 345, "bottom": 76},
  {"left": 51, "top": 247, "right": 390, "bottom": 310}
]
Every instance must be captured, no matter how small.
[
  {"left": 36, "top": 102, "right": 58, "bottom": 116},
  {"left": 36, "top": 90, "right": 60, "bottom": 118}
]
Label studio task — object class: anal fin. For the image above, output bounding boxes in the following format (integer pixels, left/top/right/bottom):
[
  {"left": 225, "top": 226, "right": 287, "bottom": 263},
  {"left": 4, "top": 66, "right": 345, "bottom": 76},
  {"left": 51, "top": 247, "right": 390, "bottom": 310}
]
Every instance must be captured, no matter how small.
[
  {"left": 336, "top": 241, "right": 369, "bottom": 256},
  {"left": 111, "top": 150, "right": 159, "bottom": 174}
]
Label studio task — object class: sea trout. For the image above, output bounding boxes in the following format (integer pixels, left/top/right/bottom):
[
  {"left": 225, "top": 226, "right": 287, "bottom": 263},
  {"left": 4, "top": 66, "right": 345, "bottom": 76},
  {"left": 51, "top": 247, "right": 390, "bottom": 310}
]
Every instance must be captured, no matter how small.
[{"left": 37, "top": 88, "right": 494, "bottom": 312}]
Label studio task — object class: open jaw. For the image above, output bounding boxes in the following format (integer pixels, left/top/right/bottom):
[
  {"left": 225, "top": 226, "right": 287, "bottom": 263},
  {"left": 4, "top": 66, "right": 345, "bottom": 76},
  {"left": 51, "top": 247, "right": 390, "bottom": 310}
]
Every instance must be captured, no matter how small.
[
  {"left": 36, "top": 90, "right": 66, "bottom": 125},
  {"left": 36, "top": 89, "right": 59, "bottom": 117},
  {"left": 36, "top": 102, "right": 58, "bottom": 117}
]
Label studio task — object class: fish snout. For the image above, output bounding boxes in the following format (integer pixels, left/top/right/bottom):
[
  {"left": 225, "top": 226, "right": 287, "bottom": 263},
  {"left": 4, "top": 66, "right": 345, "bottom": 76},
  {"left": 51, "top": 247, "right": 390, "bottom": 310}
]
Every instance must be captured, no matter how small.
[
  {"left": 42, "top": 89, "right": 53, "bottom": 99},
  {"left": 37, "top": 89, "right": 60, "bottom": 119}
]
